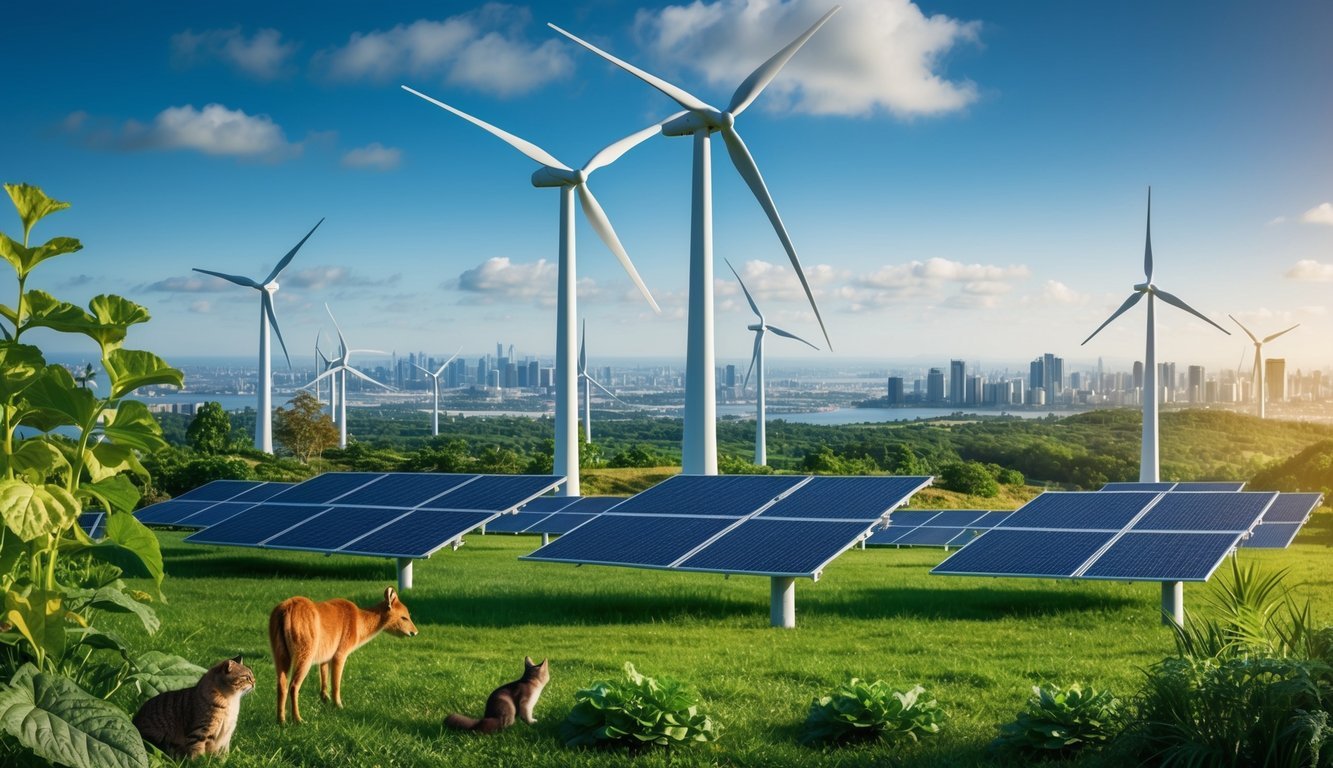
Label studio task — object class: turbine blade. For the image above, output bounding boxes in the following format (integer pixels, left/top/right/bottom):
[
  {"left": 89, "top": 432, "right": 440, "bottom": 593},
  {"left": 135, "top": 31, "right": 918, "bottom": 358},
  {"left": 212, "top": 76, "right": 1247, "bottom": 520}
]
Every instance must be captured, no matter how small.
[
  {"left": 764, "top": 324, "right": 819, "bottom": 350},
  {"left": 582, "top": 118, "right": 672, "bottom": 174},
  {"left": 1143, "top": 187, "right": 1154, "bottom": 283},
  {"left": 743, "top": 333, "right": 761, "bottom": 390},
  {"left": 579, "top": 319, "right": 587, "bottom": 372},
  {"left": 400, "top": 85, "right": 570, "bottom": 171},
  {"left": 412, "top": 363, "right": 432, "bottom": 375},
  {"left": 547, "top": 24, "right": 715, "bottom": 113},
  {"left": 325, "top": 304, "right": 347, "bottom": 356},
  {"left": 310, "top": 368, "right": 338, "bottom": 385},
  {"left": 1252, "top": 352, "right": 1261, "bottom": 385},
  {"left": 1153, "top": 288, "right": 1230, "bottom": 335},
  {"left": 1263, "top": 324, "right": 1299, "bottom": 344},
  {"left": 589, "top": 376, "right": 629, "bottom": 407},
  {"left": 435, "top": 346, "right": 463, "bottom": 376},
  {"left": 263, "top": 218, "right": 324, "bottom": 285},
  {"left": 346, "top": 366, "right": 394, "bottom": 390},
  {"left": 1081, "top": 291, "right": 1144, "bottom": 345},
  {"left": 193, "top": 268, "right": 261, "bottom": 289},
  {"left": 577, "top": 183, "right": 661, "bottom": 313},
  {"left": 263, "top": 293, "right": 291, "bottom": 369},
  {"left": 1228, "top": 314, "right": 1259, "bottom": 344},
  {"left": 720, "top": 125, "right": 831, "bottom": 349},
  {"left": 349, "top": 348, "right": 387, "bottom": 356},
  {"left": 725, "top": 259, "right": 762, "bottom": 319},
  {"left": 727, "top": 6, "right": 840, "bottom": 116}
]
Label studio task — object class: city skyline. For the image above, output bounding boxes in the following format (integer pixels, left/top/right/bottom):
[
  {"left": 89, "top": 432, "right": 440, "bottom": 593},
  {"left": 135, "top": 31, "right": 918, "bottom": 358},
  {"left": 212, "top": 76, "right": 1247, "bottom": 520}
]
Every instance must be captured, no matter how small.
[{"left": 5, "top": 0, "right": 1331, "bottom": 373}]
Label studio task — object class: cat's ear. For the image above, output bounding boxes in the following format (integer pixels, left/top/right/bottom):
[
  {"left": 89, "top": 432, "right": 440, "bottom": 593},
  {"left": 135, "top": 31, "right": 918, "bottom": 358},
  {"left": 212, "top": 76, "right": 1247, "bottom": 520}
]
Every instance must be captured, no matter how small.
[
  {"left": 385, "top": 586, "right": 397, "bottom": 605},
  {"left": 232, "top": 655, "right": 243, "bottom": 665},
  {"left": 525, "top": 656, "right": 535, "bottom": 667},
  {"left": 539, "top": 658, "right": 548, "bottom": 669},
  {"left": 224, "top": 659, "right": 236, "bottom": 671}
]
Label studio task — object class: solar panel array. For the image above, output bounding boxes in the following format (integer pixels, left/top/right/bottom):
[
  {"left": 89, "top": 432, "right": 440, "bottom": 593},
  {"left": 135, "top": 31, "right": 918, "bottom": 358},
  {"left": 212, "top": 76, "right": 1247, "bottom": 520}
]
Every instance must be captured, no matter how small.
[
  {"left": 932, "top": 491, "right": 1276, "bottom": 582},
  {"left": 1100, "top": 481, "right": 1247, "bottom": 492},
  {"left": 1241, "top": 492, "right": 1323, "bottom": 549},
  {"left": 523, "top": 475, "right": 933, "bottom": 579},
  {"left": 79, "top": 513, "right": 105, "bottom": 540},
  {"left": 866, "top": 510, "right": 1013, "bottom": 548},
  {"left": 136, "top": 481, "right": 293, "bottom": 529},
  {"left": 182, "top": 473, "right": 563, "bottom": 559},
  {"left": 484, "top": 496, "right": 623, "bottom": 535}
]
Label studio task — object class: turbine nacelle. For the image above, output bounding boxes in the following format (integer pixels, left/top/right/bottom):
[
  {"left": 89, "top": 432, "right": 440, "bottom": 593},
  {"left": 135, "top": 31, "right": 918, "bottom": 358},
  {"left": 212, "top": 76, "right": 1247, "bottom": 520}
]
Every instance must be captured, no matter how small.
[
  {"left": 661, "top": 110, "right": 728, "bottom": 137},
  {"left": 1133, "top": 282, "right": 1152, "bottom": 293},
  {"left": 530, "top": 167, "right": 585, "bottom": 188}
]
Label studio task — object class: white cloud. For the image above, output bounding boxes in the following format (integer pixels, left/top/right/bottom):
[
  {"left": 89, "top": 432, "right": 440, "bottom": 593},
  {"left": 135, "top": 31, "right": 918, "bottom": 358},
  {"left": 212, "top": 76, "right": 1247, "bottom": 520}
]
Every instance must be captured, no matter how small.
[
  {"left": 716, "top": 258, "right": 843, "bottom": 305},
  {"left": 341, "top": 142, "right": 402, "bottom": 171},
  {"left": 836, "top": 257, "right": 1028, "bottom": 312},
  {"left": 188, "top": 300, "right": 212, "bottom": 314},
  {"left": 1286, "top": 259, "right": 1333, "bottom": 282},
  {"left": 75, "top": 104, "right": 303, "bottom": 161},
  {"left": 315, "top": 4, "right": 572, "bottom": 96},
  {"left": 171, "top": 27, "right": 297, "bottom": 80},
  {"left": 453, "top": 256, "right": 597, "bottom": 307},
  {"left": 1301, "top": 202, "right": 1333, "bottom": 225},
  {"left": 633, "top": 0, "right": 980, "bottom": 117},
  {"left": 283, "top": 266, "right": 352, "bottom": 290},
  {"left": 1040, "top": 280, "right": 1087, "bottom": 305},
  {"left": 142, "top": 275, "right": 236, "bottom": 293}
]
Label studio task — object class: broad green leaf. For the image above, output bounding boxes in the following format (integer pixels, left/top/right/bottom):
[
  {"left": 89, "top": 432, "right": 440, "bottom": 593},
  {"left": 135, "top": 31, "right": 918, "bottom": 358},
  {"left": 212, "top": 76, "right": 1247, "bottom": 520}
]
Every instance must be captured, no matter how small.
[
  {"left": 10, "top": 439, "right": 70, "bottom": 484},
  {"left": 67, "top": 627, "right": 131, "bottom": 661},
  {"left": 77, "top": 475, "right": 140, "bottom": 516},
  {"left": 0, "top": 342, "right": 46, "bottom": 401},
  {"left": 0, "top": 233, "right": 82, "bottom": 280},
  {"left": 101, "top": 400, "right": 167, "bottom": 453},
  {"left": 9, "top": 289, "right": 94, "bottom": 334},
  {"left": 83, "top": 442, "right": 148, "bottom": 483},
  {"left": 4, "top": 183, "right": 71, "bottom": 241},
  {"left": 104, "top": 349, "right": 183, "bottom": 399},
  {"left": 128, "top": 651, "right": 205, "bottom": 697},
  {"left": 18, "top": 364, "right": 98, "bottom": 431},
  {"left": 4, "top": 588, "right": 66, "bottom": 663},
  {"left": 91, "top": 514, "right": 163, "bottom": 590},
  {"left": 65, "top": 586, "right": 158, "bottom": 634},
  {"left": 88, "top": 295, "right": 150, "bottom": 330},
  {"left": 0, "top": 479, "right": 80, "bottom": 541},
  {"left": 0, "top": 663, "right": 149, "bottom": 768}
]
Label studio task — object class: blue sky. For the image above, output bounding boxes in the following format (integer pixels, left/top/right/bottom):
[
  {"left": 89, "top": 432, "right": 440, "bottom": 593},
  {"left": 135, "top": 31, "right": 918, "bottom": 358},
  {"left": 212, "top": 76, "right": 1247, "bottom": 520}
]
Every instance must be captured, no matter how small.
[{"left": 4, "top": 0, "right": 1331, "bottom": 375}]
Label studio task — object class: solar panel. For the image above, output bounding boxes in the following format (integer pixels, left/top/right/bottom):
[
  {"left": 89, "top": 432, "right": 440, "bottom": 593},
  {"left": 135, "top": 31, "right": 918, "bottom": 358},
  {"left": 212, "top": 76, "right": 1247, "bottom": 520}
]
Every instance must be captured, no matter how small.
[
  {"left": 136, "top": 500, "right": 221, "bottom": 525},
  {"left": 562, "top": 497, "right": 625, "bottom": 514},
  {"left": 1173, "top": 482, "right": 1246, "bottom": 492},
  {"left": 518, "top": 496, "right": 582, "bottom": 514},
  {"left": 931, "top": 529, "right": 1117, "bottom": 578},
  {"left": 186, "top": 505, "right": 331, "bottom": 546},
  {"left": 421, "top": 475, "right": 563, "bottom": 511},
  {"left": 1082, "top": 532, "right": 1242, "bottom": 581},
  {"left": 891, "top": 525, "right": 971, "bottom": 547},
  {"left": 677, "top": 519, "right": 871, "bottom": 577},
  {"left": 1130, "top": 492, "right": 1275, "bottom": 533},
  {"left": 881, "top": 511, "right": 943, "bottom": 527},
  {"left": 606, "top": 475, "right": 804, "bottom": 517},
  {"left": 523, "top": 514, "right": 736, "bottom": 567},
  {"left": 998, "top": 492, "right": 1156, "bottom": 530},
  {"left": 173, "top": 502, "right": 256, "bottom": 529},
  {"left": 229, "top": 482, "right": 294, "bottom": 502},
  {"left": 1100, "top": 482, "right": 1176, "bottom": 492},
  {"left": 265, "top": 507, "right": 409, "bottom": 552},
  {"left": 754, "top": 476, "right": 931, "bottom": 521},
  {"left": 79, "top": 513, "right": 105, "bottom": 540},
  {"left": 333, "top": 473, "right": 476, "bottom": 508},
  {"left": 867, "top": 509, "right": 1009, "bottom": 548},
  {"left": 173, "top": 480, "right": 268, "bottom": 502},
  {"left": 972, "top": 511, "right": 1016, "bottom": 528},
  {"left": 265, "top": 473, "right": 383, "bottom": 505},
  {"left": 484, "top": 513, "right": 551, "bottom": 533},
  {"left": 338, "top": 510, "right": 514, "bottom": 558},
  {"left": 535, "top": 513, "right": 598, "bottom": 535},
  {"left": 920, "top": 510, "right": 987, "bottom": 527},
  {"left": 1243, "top": 523, "right": 1302, "bottom": 549},
  {"left": 1260, "top": 493, "right": 1322, "bottom": 523}
]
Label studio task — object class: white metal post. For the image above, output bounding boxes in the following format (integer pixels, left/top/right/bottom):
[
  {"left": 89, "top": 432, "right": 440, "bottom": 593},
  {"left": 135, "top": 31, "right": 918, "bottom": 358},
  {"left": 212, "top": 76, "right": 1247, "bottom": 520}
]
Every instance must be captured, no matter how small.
[
  {"left": 1161, "top": 580, "right": 1183, "bottom": 626},
  {"left": 554, "top": 187, "right": 580, "bottom": 496},
  {"left": 682, "top": 129, "right": 717, "bottom": 475},
  {"left": 397, "top": 558, "right": 413, "bottom": 591},
  {"left": 770, "top": 576, "right": 795, "bottom": 628},
  {"left": 257, "top": 300, "right": 272, "bottom": 453},
  {"left": 1140, "top": 296, "right": 1159, "bottom": 482}
]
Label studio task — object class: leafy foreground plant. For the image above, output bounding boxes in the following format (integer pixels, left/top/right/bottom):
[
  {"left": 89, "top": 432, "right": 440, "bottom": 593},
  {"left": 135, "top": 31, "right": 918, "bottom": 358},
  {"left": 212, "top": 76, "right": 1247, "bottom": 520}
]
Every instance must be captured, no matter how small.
[
  {"left": 560, "top": 662, "right": 720, "bottom": 749},
  {"left": 0, "top": 183, "right": 194, "bottom": 768},
  {"left": 800, "top": 678, "right": 943, "bottom": 746},
  {"left": 990, "top": 683, "right": 1123, "bottom": 759}
]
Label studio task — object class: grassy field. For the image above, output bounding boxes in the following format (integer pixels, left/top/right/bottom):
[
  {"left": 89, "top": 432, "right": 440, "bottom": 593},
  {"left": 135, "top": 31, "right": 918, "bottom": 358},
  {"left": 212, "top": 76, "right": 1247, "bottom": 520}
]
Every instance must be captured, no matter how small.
[{"left": 118, "top": 509, "right": 1333, "bottom": 768}]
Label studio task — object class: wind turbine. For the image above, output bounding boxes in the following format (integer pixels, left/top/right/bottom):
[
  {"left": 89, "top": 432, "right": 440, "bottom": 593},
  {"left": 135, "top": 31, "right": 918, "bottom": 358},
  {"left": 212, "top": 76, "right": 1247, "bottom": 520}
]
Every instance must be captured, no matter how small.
[
  {"left": 727, "top": 260, "right": 818, "bottom": 466},
  {"left": 402, "top": 86, "right": 662, "bottom": 496},
  {"left": 310, "top": 304, "right": 393, "bottom": 449},
  {"left": 313, "top": 332, "right": 335, "bottom": 417},
  {"left": 414, "top": 348, "right": 463, "bottom": 436},
  {"left": 1229, "top": 315, "right": 1298, "bottom": 419},
  {"left": 193, "top": 219, "right": 323, "bottom": 453},
  {"left": 550, "top": 8, "right": 837, "bottom": 475},
  {"left": 1081, "top": 190, "right": 1230, "bottom": 481},
  {"left": 578, "top": 320, "right": 631, "bottom": 443}
]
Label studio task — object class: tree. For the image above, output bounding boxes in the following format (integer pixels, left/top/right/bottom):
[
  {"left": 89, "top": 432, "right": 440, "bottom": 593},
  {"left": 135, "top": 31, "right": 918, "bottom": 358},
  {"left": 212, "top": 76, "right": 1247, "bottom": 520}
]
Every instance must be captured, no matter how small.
[
  {"left": 185, "top": 401, "right": 231, "bottom": 454},
  {"left": 273, "top": 391, "right": 338, "bottom": 463},
  {"left": 939, "top": 461, "right": 1000, "bottom": 497}
]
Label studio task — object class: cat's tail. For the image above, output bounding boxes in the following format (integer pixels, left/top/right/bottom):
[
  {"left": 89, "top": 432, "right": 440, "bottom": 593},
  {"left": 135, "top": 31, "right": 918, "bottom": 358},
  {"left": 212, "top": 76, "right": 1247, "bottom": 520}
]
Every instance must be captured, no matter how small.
[{"left": 444, "top": 713, "right": 504, "bottom": 733}]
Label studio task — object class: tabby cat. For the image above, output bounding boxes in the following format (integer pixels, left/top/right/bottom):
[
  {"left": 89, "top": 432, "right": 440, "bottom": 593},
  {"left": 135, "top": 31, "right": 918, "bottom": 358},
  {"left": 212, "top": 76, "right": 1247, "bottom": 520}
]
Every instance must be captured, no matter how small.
[
  {"left": 445, "top": 657, "right": 549, "bottom": 734},
  {"left": 133, "top": 655, "right": 255, "bottom": 758}
]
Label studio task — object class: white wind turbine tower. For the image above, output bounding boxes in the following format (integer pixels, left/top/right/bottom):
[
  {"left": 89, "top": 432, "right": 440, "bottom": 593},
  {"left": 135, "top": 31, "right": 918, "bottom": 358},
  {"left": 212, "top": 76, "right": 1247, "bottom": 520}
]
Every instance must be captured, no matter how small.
[
  {"left": 727, "top": 260, "right": 818, "bottom": 466},
  {"left": 313, "top": 332, "right": 336, "bottom": 417},
  {"left": 414, "top": 348, "right": 463, "bottom": 436},
  {"left": 310, "top": 304, "right": 393, "bottom": 449},
  {"left": 578, "top": 320, "right": 632, "bottom": 443},
  {"left": 1229, "top": 315, "right": 1298, "bottom": 419},
  {"left": 550, "top": 8, "right": 837, "bottom": 475},
  {"left": 402, "top": 86, "right": 662, "bottom": 496},
  {"left": 1081, "top": 189, "right": 1230, "bottom": 483},
  {"left": 193, "top": 219, "right": 323, "bottom": 453}
]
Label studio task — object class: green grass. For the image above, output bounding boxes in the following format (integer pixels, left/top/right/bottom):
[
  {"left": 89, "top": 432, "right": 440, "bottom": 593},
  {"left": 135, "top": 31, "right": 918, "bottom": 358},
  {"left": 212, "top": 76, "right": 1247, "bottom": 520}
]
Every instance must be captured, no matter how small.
[{"left": 117, "top": 510, "right": 1333, "bottom": 767}]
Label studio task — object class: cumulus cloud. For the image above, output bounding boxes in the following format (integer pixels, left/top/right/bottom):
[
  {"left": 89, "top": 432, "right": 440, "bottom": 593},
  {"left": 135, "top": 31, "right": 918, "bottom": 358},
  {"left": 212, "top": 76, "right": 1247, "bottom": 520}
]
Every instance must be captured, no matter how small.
[
  {"left": 1040, "top": 280, "right": 1087, "bottom": 305},
  {"left": 188, "top": 300, "right": 212, "bottom": 314},
  {"left": 834, "top": 257, "right": 1028, "bottom": 312},
  {"left": 171, "top": 27, "right": 297, "bottom": 80},
  {"left": 452, "top": 256, "right": 596, "bottom": 307},
  {"left": 633, "top": 0, "right": 980, "bottom": 117},
  {"left": 314, "top": 4, "right": 572, "bottom": 96},
  {"left": 341, "top": 142, "right": 402, "bottom": 171},
  {"left": 141, "top": 275, "right": 237, "bottom": 293},
  {"left": 717, "top": 258, "right": 843, "bottom": 305},
  {"left": 1286, "top": 259, "right": 1333, "bottom": 282},
  {"left": 1302, "top": 203, "right": 1333, "bottom": 225},
  {"left": 68, "top": 104, "right": 303, "bottom": 161}
]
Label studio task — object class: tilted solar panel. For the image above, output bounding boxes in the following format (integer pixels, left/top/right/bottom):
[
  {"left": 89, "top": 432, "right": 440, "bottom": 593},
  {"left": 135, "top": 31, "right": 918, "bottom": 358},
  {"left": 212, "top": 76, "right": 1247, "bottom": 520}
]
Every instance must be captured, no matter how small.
[
  {"left": 1130, "top": 492, "right": 1274, "bottom": 533},
  {"left": 336, "top": 510, "right": 497, "bottom": 558},
  {"left": 186, "top": 505, "right": 331, "bottom": 546},
  {"left": 422, "top": 475, "right": 562, "bottom": 511},
  {"left": 754, "top": 476, "right": 931, "bottom": 521},
  {"left": 562, "top": 497, "right": 625, "bottom": 514},
  {"left": 518, "top": 496, "right": 582, "bottom": 514},
  {"left": 606, "top": 475, "right": 804, "bottom": 517},
  {"left": 931, "top": 529, "right": 1117, "bottom": 578},
  {"left": 1242, "top": 523, "right": 1302, "bottom": 549},
  {"left": 891, "top": 525, "right": 971, "bottom": 547},
  {"left": 173, "top": 502, "right": 256, "bottom": 529},
  {"left": 677, "top": 519, "right": 871, "bottom": 577},
  {"left": 484, "top": 512, "right": 551, "bottom": 533},
  {"left": 265, "top": 507, "right": 409, "bottom": 552},
  {"left": 523, "top": 514, "right": 736, "bottom": 567},
  {"left": 998, "top": 492, "right": 1155, "bottom": 530},
  {"left": 1172, "top": 482, "right": 1246, "bottom": 492},
  {"left": 881, "top": 511, "right": 943, "bottom": 527},
  {"left": 1082, "top": 532, "right": 1242, "bottom": 581},
  {"left": 920, "top": 510, "right": 987, "bottom": 527},
  {"left": 334, "top": 473, "right": 476, "bottom": 508},
  {"left": 535, "top": 513, "right": 598, "bottom": 535},
  {"left": 136, "top": 500, "right": 221, "bottom": 525},
  {"left": 228, "top": 482, "right": 294, "bottom": 503},
  {"left": 79, "top": 513, "right": 105, "bottom": 540},
  {"left": 1100, "top": 482, "right": 1176, "bottom": 492},
  {"left": 173, "top": 480, "right": 267, "bottom": 502},
  {"left": 1261, "top": 493, "right": 1322, "bottom": 523},
  {"left": 265, "top": 473, "right": 383, "bottom": 505}
]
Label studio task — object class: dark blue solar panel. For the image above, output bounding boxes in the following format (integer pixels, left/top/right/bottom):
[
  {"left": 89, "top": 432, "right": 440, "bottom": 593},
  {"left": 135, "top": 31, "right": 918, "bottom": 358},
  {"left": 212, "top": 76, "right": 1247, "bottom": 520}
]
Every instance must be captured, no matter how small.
[
  {"left": 999, "top": 492, "right": 1156, "bottom": 530},
  {"left": 1132, "top": 492, "right": 1274, "bottom": 532},
  {"left": 228, "top": 482, "right": 293, "bottom": 502},
  {"left": 1243, "top": 524, "right": 1302, "bottom": 549},
  {"left": 920, "top": 511, "right": 987, "bottom": 527},
  {"left": 865, "top": 525, "right": 915, "bottom": 546},
  {"left": 266, "top": 507, "right": 408, "bottom": 551},
  {"left": 892, "top": 526, "right": 969, "bottom": 547},
  {"left": 947, "top": 528, "right": 988, "bottom": 548},
  {"left": 563, "top": 497, "right": 625, "bottom": 514},
  {"left": 1083, "top": 532, "right": 1240, "bottom": 581},
  {"left": 885, "top": 511, "right": 943, "bottom": 527},
  {"left": 607, "top": 475, "right": 803, "bottom": 517},
  {"left": 174, "top": 502, "right": 254, "bottom": 529},
  {"left": 931, "top": 529, "right": 1116, "bottom": 577},
  {"left": 1100, "top": 482, "right": 1176, "bottom": 492},
  {"left": 523, "top": 515, "right": 734, "bottom": 566},
  {"left": 173, "top": 480, "right": 264, "bottom": 502},
  {"left": 755, "top": 476, "right": 930, "bottom": 521},
  {"left": 79, "top": 513, "right": 105, "bottom": 539},
  {"left": 536, "top": 513, "right": 597, "bottom": 535},
  {"left": 678, "top": 519, "right": 870, "bottom": 576},
  {"left": 422, "top": 475, "right": 561, "bottom": 511},
  {"left": 338, "top": 510, "right": 496, "bottom": 558},
  {"left": 136, "top": 500, "right": 219, "bottom": 525},
  {"left": 1262, "top": 493, "right": 1322, "bottom": 523},
  {"left": 334, "top": 473, "right": 476, "bottom": 508},
  {"left": 519, "top": 496, "right": 582, "bottom": 514},
  {"left": 971, "top": 511, "right": 1015, "bottom": 528},
  {"left": 266, "top": 473, "right": 383, "bottom": 504},
  {"left": 485, "top": 513, "right": 550, "bottom": 533},
  {"left": 185, "top": 505, "right": 330, "bottom": 546},
  {"left": 1173, "top": 482, "right": 1246, "bottom": 492}
]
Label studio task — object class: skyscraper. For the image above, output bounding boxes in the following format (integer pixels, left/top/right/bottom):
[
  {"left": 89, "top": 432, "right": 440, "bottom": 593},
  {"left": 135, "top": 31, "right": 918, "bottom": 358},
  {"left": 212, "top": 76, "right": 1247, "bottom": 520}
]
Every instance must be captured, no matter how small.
[
  {"left": 886, "top": 376, "right": 905, "bottom": 405},
  {"left": 950, "top": 359, "right": 966, "bottom": 405},
  {"left": 1187, "top": 365, "right": 1205, "bottom": 403},
  {"left": 927, "top": 368, "right": 945, "bottom": 404},
  {"left": 1266, "top": 358, "right": 1287, "bottom": 402}
]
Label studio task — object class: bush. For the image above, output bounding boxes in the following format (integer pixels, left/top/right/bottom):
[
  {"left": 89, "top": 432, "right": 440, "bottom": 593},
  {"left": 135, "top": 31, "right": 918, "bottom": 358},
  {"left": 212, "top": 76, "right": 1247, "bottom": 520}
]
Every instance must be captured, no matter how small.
[
  {"left": 800, "top": 679, "right": 943, "bottom": 746},
  {"left": 991, "top": 684, "right": 1123, "bottom": 758},
  {"left": 560, "top": 663, "right": 719, "bottom": 749},
  {"left": 996, "top": 467, "right": 1025, "bottom": 485},
  {"left": 938, "top": 461, "right": 1000, "bottom": 497}
]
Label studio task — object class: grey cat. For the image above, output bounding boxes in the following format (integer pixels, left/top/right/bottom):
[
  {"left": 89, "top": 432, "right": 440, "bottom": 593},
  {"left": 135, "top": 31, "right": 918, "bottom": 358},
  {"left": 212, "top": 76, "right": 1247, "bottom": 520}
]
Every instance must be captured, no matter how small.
[
  {"left": 133, "top": 655, "right": 255, "bottom": 758},
  {"left": 445, "top": 657, "right": 549, "bottom": 734}
]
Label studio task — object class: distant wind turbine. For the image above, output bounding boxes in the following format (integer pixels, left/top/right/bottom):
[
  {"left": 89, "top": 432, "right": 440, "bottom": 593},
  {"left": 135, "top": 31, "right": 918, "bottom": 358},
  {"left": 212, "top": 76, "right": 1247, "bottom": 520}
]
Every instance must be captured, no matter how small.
[
  {"left": 193, "top": 219, "right": 323, "bottom": 453},
  {"left": 1081, "top": 190, "right": 1230, "bottom": 481},
  {"left": 414, "top": 348, "right": 463, "bottom": 436},
  {"left": 578, "top": 320, "right": 631, "bottom": 443},
  {"left": 728, "top": 260, "right": 818, "bottom": 466},
  {"left": 1229, "top": 315, "right": 1298, "bottom": 419},
  {"left": 550, "top": 7, "right": 837, "bottom": 475},
  {"left": 402, "top": 85, "right": 662, "bottom": 496},
  {"left": 310, "top": 304, "right": 393, "bottom": 449}
]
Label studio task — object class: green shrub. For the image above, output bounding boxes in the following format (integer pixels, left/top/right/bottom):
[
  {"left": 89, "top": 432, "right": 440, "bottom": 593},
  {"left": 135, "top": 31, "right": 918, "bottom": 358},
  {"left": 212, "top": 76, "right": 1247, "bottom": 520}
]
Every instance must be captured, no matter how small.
[
  {"left": 800, "top": 679, "right": 943, "bottom": 746},
  {"left": 991, "top": 684, "right": 1123, "bottom": 758},
  {"left": 938, "top": 461, "right": 1000, "bottom": 497},
  {"left": 560, "top": 663, "right": 719, "bottom": 749}
]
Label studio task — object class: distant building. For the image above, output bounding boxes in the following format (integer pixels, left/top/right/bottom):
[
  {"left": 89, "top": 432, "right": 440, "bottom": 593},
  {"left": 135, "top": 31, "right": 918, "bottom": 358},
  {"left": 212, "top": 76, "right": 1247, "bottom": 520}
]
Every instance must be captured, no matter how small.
[
  {"left": 1188, "top": 365, "right": 1205, "bottom": 403},
  {"left": 927, "top": 368, "right": 945, "bottom": 404},
  {"left": 1266, "top": 358, "right": 1287, "bottom": 402},
  {"left": 966, "top": 374, "right": 983, "bottom": 405},
  {"left": 725, "top": 364, "right": 737, "bottom": 389},
  {"left": 1133, "top": 361, "right": 1144, "bottom": 390},
  {"left": 950, "top": 360, "right": 966, "bottom": 405},
  {"left": 529, "top": 361, "right": 540, "bottom": 389},
  {"left": 886, "top": 376, "right": 905, "bottom": 405}
]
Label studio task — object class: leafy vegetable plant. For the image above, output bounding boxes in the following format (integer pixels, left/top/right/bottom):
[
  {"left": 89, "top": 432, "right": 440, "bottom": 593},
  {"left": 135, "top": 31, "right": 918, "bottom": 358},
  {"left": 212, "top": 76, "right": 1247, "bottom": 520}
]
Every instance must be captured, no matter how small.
[
  {"left": 991, "top": 683, "right": 1123, "bottom": 757},
  {"left": 800, "top": 678, "right": 943, "bottom": 746},
  {"left": 561, "top": 662, "right": 720, "bottom": 749}
]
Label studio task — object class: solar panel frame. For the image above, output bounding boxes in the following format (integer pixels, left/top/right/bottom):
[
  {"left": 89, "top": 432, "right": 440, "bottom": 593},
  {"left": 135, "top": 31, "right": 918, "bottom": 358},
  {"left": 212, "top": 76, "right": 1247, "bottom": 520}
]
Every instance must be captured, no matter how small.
[
  {"left": 264, "top": 507, "right": 413, "bottom": 553},
  {"left": 172, "top": 479, "right": 267, "bottom": 502},
  {"left": 136, "top": 500, "right": 224, "bottom": 526},
  {"left": 603, "top": 474, "right": 806, "bottom": 518},
  {"left": 1081, "top": 531, "right": 1244, "bottom": 581},
  {"left": 753, "top": 476, "right": 931, "bottom": 521},
  {"left": 172, "top": 502, "right": 257, "bottom": 529},
  {"left": 1243, "top": 523, "right": 1303, "bottom": 549},
  {"left": 521, "top": 514, "right": 739, "bottom": 569},
  {"left": 332, "top": 473, "right": 478, "bottom": 509},
  {"left": 930, "top": 529, "right": 1119, "bottom": 578},
  {"left": 483, "top": 512, "right": 552, "bottom": 533},
  {"left": 79, "top": 512, "right": 105, "bottom": 540},
  {"left": 891, "top": 526, "right": 973, "bottom": 547},
  {"left": 996, "top": 492, "right": 1157, "bottom": 531},
  {"left": 336, "top": 510, "right": 499, "bottom": 558},
  {"left": 561, "top": 497, "right": 625, "bottom": 514},
  {"left": 675, "top": 519, "right": 874, "bottom": 578},
  {"left": 1129, "top": 492, "right": 1275, "bottom": 533},
  {"left": 517, "top": 496, "right": 582, "bottom": 514},
  {"left": 534, "top": 513, "right": 598, "bottom": 535},
  {"left": 418, "top": 474, "right": 563, "bottom": 512},
  {"left": 1172, "top": 482, "right": 1247, "bottom": 492},
  {"left": 1260, "top": 493, "right": 1322, "bottom": 523},
  {"left": 919, "top": 510, "right": 987, "bottom": 527},
  {"left": 185, "top": 505, "right": 334, "bottom": 547},
  {"left": 264, "top": 473, "right": 385, "bottom": 505},
  {"left": 227, "top": 482, "right": 294, "bottom": 503}
]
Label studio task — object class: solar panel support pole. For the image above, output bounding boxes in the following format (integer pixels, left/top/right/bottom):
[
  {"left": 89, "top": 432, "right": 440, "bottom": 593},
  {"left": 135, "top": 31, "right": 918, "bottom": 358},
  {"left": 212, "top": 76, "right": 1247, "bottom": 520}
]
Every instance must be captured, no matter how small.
[
  {"left": 397, "top": 558, "right": 413, "bottom": 591},
  {"left": 770, "top": 577, "right": 796, "bottom": 628},
  {"left": 542, "top": 533, "right": 550, "bottom": 546},
  {"left": 1161, "top": 581, "right": 1183, "bottom": 626}
]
